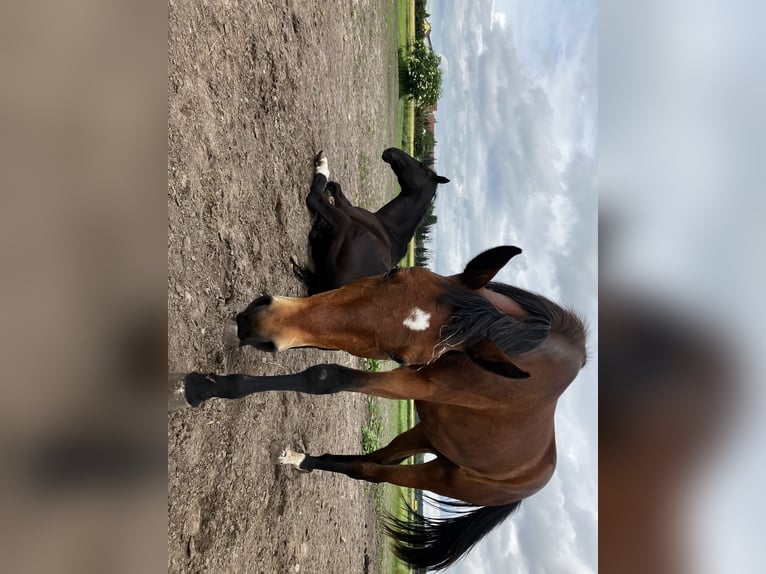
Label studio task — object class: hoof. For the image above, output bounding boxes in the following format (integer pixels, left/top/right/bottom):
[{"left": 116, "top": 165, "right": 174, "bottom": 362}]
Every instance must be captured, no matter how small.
[
  {"left": 176, "top": 372, "right": 215, "bottom": 409},
  {"left": 314, "top": 151, "right": 329, "bottom": 178},
  {"left": 168, "top": 373, "right": 190, "bottom": 412},
  {"left": 276, "top": 447, "right": 309, "bottom": 472}
]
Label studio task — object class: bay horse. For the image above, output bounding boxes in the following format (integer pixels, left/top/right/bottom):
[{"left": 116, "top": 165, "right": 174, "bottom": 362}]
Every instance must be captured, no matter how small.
[
  {"left": 174, "top": 246, "right": 587, "bottom": 570},
  {"left": 291, "top": 148, "right": 449, "bottom": 294}
]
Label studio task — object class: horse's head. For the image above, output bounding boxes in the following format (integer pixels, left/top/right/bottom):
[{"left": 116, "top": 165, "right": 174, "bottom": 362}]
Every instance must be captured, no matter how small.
[
  {"left": 234, "top": 247, "right": 558, "bottom": 369},
  {"left": 382, "top": 147, "right": 450, "bottom": 191}
]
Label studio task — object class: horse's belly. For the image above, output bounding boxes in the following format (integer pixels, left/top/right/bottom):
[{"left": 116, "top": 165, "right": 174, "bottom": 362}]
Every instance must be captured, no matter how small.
[{"left": 416, "top": 401, "right": 554, "bottom": 479}]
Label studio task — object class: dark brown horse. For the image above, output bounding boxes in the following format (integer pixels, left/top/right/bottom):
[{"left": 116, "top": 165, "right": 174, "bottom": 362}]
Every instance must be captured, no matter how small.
[
  {"left": 291, "top": 148, "right": 449, "bottom": 294},
  {"left": 174, "top": 246, "right": 587, "bottom": 570}
]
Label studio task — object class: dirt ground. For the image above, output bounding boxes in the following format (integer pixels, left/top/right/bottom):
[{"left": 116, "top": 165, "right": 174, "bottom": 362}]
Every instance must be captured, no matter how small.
[{"left": 168, "top": 1, "right": 401, "bottom": 572}]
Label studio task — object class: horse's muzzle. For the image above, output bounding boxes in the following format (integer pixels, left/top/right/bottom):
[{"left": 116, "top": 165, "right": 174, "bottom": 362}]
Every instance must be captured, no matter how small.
[
  {"left": 235, "top": 295, "right": 277, "bottom": 351},
  {"left": 236, "top": 312, "right": 252, "bottom": 341}
]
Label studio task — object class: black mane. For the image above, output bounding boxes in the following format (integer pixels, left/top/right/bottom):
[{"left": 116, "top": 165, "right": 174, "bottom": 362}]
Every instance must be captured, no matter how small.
[{"left": 441, "top": 281, "right": 587, "bottom": 363}]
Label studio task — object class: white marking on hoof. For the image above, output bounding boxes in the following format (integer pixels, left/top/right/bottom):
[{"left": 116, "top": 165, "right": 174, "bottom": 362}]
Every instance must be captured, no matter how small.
[
  {"left": 278, "top": 447, "right": 306, "bottom": 468},
  {"left": 314, "top": 153, "right": 329, "bottom": 178},
  {"left": 403, "top": 307, "right": 431, "bottom": 331}
]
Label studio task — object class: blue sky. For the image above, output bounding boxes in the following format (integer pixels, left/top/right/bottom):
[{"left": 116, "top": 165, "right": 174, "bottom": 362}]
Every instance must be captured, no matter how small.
[{"left": 426, "top": 1, "right": 597, "bottom": 572}]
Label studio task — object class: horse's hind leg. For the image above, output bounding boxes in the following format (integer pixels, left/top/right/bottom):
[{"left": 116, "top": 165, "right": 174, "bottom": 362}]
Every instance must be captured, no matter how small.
[
  {"left": 279, "top": 455, "right": 501, "bottom": 505},
  {"left": 361, "top": 423, "right": 433, "bottom": 464},
  {"left": 326, "top": 181, "right": 353, "bottom": 209},
  {"left": 283, "top": 423, "right": 432, "bottom": 468}
]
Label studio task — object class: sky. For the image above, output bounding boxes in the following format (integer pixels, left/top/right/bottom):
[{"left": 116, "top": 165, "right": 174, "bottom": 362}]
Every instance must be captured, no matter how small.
[{"left": 425, "top": 1, "right": 598, "bottom": 572}]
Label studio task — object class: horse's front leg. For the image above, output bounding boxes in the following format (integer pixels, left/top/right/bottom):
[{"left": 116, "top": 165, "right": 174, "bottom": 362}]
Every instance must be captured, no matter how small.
[
  {"left": 307, "top": 150, "right": 329, "bottom": 202},
  {"left": 305, "top": 151, "right": 329, "bottom": 216},
  {"left": 171, "top": 364, "right": 437, "bottom": 410},
  {"left": 176, "top": 364, "right": 351, "bottom": 408},
  {"left": 306, "top": 152, "right": 350, "bottom": 229}
]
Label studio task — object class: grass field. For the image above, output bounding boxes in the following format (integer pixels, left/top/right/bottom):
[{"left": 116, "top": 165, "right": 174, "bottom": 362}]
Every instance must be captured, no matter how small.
[
  {"left": 374, "top": 2, "right": 419, "bottom": 571},
  {"left": 366, "top": 361, "right": 417, "bottom": 574},
  {"left": 372, "top": 395, "right": 418, "bottom": 574}
]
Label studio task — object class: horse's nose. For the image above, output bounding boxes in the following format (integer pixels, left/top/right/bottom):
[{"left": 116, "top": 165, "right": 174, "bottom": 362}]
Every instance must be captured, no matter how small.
[
  {"left": 236, "top": 313, "right": 251, "bottom": 340},
  {"left": 381, "top": 147, "right": 401, "bottom": 166},
  {"left": 236, "top": 294, "right": 274, "bottom": 344}
]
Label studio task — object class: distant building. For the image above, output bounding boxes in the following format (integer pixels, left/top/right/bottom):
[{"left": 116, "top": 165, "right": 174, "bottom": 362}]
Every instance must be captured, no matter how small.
[
  {"left": 424, "top": 105, "right": 436, "bottom": 136},
  {"left": 422, "top": 22, "right": 436, "bottom": 139}
]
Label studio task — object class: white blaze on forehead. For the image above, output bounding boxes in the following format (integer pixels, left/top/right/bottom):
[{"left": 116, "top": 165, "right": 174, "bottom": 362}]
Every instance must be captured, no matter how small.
[{"left": 403, "top": 307, "right": 431, "bottom": 331}]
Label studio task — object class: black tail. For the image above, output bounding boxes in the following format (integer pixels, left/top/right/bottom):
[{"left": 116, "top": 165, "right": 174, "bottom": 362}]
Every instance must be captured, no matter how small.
[
  {"left": 383, "top": 497, "right": 521, "bottom": 571},
  {"left": 290, "top": 256, "right": 321, "bottom": 295},
  {"left": 292, "top": 216, "right": 334, "bottom": 295}
]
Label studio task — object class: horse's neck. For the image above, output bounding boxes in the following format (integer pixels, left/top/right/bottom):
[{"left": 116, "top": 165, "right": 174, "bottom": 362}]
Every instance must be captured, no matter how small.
[{"left": 374, "top": 189, "right": 435, "bottom": 246}]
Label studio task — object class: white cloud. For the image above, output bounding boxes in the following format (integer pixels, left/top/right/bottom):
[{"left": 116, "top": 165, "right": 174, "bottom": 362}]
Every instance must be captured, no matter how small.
[{"left": 491, "top": 10, "right": 507, "bottom": 31}]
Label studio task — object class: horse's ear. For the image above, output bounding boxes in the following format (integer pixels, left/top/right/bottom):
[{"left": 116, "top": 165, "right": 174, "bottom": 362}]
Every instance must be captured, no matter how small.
[
  {"left": 467, "top": 343, "right": 530, "bottom": 379},
  {"left": 460, "top": 246, "right": 522, "bottom": 290},
  {"left": 436, "top": 175, "right": 450, "bottom": 184}
]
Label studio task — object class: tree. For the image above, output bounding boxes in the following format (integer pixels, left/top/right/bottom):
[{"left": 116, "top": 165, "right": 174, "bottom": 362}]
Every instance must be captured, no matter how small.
[
  {"left": 413, "top": 204, "right": 437, "bottom": 267},
  {"left": 414, "top": 0, "right": 430, "bottom": 41},
  {"left": 419, "top": 153, "right": 435, "bottom": 167},
  {"left": 414, "top": 128, "right": 436, "bottom": 160},
  {"left": 405, "top": 42, "right": 443, "bottom": 108}
]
